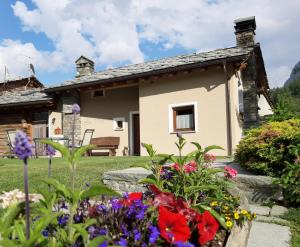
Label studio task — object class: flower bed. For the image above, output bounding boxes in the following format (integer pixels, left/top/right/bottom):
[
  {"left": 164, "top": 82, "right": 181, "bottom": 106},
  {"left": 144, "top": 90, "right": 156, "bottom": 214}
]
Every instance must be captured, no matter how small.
[{"left": 0, "top": 104, "right": 255, "bottom": 246}]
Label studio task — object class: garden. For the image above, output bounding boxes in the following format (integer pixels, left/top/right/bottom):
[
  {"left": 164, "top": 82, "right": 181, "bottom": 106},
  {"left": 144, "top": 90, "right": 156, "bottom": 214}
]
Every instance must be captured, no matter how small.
[{"left": 0, "top": 104, "right": 256, "bottom": 247}]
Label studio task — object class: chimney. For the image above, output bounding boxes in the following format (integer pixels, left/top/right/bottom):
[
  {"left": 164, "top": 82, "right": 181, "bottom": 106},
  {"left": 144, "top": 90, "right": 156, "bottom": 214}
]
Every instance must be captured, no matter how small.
[
  {"left": 234, "top": 16, "right": 256, "bottom": 47},
  {"left": 75, "top": 56, "right": 95, "bottom": 77}
]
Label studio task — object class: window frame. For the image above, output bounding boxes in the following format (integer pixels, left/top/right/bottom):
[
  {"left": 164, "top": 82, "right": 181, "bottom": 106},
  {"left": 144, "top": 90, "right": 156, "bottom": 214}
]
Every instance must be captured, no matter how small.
[{"left": 168, "top": 102, "right": 198, "bottom": 133}]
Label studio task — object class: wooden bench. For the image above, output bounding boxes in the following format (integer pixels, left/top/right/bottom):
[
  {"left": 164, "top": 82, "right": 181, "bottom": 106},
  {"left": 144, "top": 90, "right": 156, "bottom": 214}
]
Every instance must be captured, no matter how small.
[{"left": 90, "top": 137, "right": 120, "bottom": 156}]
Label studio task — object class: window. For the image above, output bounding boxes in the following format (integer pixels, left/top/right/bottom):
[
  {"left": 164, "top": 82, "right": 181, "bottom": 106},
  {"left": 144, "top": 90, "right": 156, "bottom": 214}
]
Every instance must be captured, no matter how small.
[
  {"left": 113, "top": 117, "right": 125, "bottom": 131},
  {"left": 169, "top": 102, "right": 197, "bottom": 133},
  {"left": 92, "top": 90, "right": 105, "bottom": 97}
]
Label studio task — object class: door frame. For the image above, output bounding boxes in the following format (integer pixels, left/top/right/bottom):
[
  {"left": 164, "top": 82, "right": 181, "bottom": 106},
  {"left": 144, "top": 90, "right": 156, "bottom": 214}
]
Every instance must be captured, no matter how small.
[{"left": 129, "top": 111, "right": 140, "bottom": 156}]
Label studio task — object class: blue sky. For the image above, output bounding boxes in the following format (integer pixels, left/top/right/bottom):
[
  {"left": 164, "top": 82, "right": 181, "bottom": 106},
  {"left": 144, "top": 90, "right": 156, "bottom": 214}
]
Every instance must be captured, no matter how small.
[{"left": 1, "top": 0, "right": 300, "bottom": 87}]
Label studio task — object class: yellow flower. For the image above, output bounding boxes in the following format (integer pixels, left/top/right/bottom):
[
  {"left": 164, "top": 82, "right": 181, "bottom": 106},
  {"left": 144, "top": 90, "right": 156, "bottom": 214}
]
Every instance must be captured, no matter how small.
[
  {"left": 226, "top": 221, "right": 233, "bottom": 228},
  {"left": 234, "top": 212, "right": 239, "bottom": 220},
  {"left": 253, "top": 213, "right": 257, "bottom": 218},
  {"left": 241, "top": 209, "right": 248, "bottom": 215},
  {"left": 225, "top": 216, "right": 231, "bottom": 221},
  {"left": 223, "top": 206, "right": 229, "bottom": 211},
  {"left": 246, "top": 214, "right": 252, "bottom": 220},
  {"left": 210, "top": 201, "right": 218, "bottom": 207}
]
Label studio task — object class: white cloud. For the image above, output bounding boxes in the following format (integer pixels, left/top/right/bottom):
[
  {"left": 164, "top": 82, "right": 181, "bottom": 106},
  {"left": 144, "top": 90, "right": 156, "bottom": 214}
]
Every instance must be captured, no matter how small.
[{"left": 0, "top": 0, "right": 299, "bottom": 87}]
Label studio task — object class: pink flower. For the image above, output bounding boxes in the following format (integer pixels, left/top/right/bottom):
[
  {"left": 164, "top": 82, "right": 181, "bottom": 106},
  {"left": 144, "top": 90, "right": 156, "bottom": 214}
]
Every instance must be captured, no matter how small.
[
  {"left": 204, "top": 154, "right": 216, "bottom": 163},
  {"left": 170, "top": 163, "right": 180, "bottom": 171},
  {"left": 183, "top": 161, "right": 197, "bottom": 173},
  {"left": 224, "top": 166, "right": 238, "bottom": 178}
]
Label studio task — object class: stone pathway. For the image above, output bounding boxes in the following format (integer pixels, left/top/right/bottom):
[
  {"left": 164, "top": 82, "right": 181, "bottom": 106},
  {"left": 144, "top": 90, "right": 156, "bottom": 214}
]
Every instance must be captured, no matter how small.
[{"left": 247, "top": 204, "right": 291, "bottom": 247}]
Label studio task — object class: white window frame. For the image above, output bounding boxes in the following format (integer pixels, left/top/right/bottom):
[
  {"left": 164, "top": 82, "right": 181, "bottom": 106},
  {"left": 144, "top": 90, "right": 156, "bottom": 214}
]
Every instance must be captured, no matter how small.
[
  {"left": 168, "top": 102, "right": 198, "bottom": 133},
  {"left": 113, "top": 117, "right": 125, "bottom": 131}
]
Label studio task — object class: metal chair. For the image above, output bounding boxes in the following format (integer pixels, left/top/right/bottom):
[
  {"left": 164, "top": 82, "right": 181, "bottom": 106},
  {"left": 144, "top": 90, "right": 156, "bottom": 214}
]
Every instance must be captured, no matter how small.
[
  {"left": 6, "top": 129, "right": 17, "bottom": 157},
  {"left": 69, "top": 129, "right": 94, "bottom": 155}
]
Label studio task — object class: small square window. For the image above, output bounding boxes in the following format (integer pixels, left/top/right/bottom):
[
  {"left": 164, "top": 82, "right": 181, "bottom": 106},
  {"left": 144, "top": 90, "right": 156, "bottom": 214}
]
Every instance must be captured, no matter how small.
[
  {"left": 113, "top": 117, "right": 125, "bottom": 131},
  {"left": 171, "top": 104, "right": 196, "bottom": 132},
  {"left": 116, "top": 120, "right": 123, "bottom": 129},
  {"left": 93, "top": 90, "right": 105, "bottom": 97}
]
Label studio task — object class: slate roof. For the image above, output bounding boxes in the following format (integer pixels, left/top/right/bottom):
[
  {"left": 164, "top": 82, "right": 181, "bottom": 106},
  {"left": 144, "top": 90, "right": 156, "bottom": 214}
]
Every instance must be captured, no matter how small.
[
  {"left": 0, "top": 89, "right": 53, "bottom": 107},
  {"left": 46, "top": 46, "right": 254, "bottom": 92}
]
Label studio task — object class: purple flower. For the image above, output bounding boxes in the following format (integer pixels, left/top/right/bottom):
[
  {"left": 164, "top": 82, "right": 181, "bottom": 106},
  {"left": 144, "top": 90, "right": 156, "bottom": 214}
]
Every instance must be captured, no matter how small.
[
  {"left": 14, "top": 130, "right": 33, "bottom": 160},
  {"left": 149, "top": 225, "right": 160, "bottom": 244},
  {"left": 118, "top": 238, "right": 127, "bottom": 247},
  {"left": 46, "top": 145, "right": 56, "bottom": 157},
  {"left": 58, "top": 215, "right": 68, "bottom": 226},
  {"left": 175, "top": 242, "right": 195, "bottom": 247},
  {"left": 89, "top": 226, "right": 107, "bottom": 239},
  {"left": 97, "top": 204, "right": 107, "bottom": 213},
  {"left": 111, "top": 198, "right": 122, "bottom": 210},
  {"left": 71, "top": 104, "right": 80, "bottom": 114},
  {"left": 133, "top": 229, "right": 141, "bottom": 241},
  {"left": 41, "top": 229, "right": 49, "bottom": 237},
  {"left": 98, "top": 241, "right": 108, "bottom": 247}
]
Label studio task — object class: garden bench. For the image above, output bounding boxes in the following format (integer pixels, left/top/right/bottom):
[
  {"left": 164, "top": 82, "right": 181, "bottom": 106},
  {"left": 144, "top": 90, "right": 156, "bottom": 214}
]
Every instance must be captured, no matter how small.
[{"left": 90, "top": 137, "right": 120, "bottom": 156}]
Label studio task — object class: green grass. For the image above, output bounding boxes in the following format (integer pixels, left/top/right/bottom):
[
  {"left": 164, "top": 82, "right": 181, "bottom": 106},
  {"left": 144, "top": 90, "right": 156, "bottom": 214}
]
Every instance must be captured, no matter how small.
[
  {"left": 0, "top": 156, "right": 151, "bottom": 193},
  {"left": 281, "top": 208, "right": 300, "bottom": 247}
]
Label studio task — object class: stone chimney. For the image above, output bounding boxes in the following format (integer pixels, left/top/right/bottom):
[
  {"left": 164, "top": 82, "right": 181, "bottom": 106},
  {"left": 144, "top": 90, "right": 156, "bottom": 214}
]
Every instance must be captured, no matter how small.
[
  {"left": 234, "top": 16, "right": 256, "bottom": 47},
  {"left": 75, "top": 56, "right": 95, "bottom": 77}
]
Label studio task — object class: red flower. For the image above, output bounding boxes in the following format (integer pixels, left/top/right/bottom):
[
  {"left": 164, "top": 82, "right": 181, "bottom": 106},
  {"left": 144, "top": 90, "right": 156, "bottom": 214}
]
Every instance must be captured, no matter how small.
[
  {"left": 197, "top": 211, "right": 219, "bottom": 245},
  {"left": 150, "top": 185, "right": 198, "bottom": 223},
  {"left": 122, "top": 192, "right": 143, "bottom": 206},
  {"left": 158, "top": 206, "right": 191, "bottom": 243}
]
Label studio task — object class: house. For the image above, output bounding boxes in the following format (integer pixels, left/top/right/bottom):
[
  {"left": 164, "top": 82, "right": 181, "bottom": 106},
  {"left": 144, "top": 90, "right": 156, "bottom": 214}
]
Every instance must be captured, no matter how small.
[
  {"left": 43, "top": 16, "right": 272, "bottom": 156},
  {"left": 0, "top": 16, "right": 273, "bottom": 157},
  {"left": 0, "top": 76, "right": 54, "bottom": 156}
]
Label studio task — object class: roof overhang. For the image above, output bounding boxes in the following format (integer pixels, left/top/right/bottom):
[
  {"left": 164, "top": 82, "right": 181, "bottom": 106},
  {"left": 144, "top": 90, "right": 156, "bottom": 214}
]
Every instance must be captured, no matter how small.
[{"left": 45, "top": 55, "right": 247, "bottom": 93}]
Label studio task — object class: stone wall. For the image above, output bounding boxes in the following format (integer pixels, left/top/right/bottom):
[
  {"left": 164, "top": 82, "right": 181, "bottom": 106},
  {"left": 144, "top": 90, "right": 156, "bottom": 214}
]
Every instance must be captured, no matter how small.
[
  {"left": 61, "top": 93, "right": 81, "bottom": 144},
  {"left": 242, "top": 55, "right": 259, "bottom": 129}
]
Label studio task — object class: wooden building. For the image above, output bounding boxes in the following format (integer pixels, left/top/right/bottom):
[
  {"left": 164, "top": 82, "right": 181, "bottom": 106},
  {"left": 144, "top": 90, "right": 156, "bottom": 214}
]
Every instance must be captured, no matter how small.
[{"left": 0, "top": 77, "right": 54, "bottom": 156}]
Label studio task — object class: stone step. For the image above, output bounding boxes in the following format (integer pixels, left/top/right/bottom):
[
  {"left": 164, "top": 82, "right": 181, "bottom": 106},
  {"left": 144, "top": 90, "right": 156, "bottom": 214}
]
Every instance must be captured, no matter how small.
[{"left": 247, "top": 221, "right": 291, "bottom": 247}]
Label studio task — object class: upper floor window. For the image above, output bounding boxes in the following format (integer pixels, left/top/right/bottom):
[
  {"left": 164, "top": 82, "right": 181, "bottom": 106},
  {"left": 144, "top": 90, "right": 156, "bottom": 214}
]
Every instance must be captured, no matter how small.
[{"left": 169, "top": 102, "right": 198, "bottom": 133}]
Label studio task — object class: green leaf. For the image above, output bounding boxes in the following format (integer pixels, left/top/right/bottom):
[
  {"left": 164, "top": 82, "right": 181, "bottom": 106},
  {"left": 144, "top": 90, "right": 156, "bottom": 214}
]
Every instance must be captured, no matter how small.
[
  {"left": 185, "top": 185, "right": 219, "bottom": 193},
  {"left": 89, "top": 236, "right": 110, "bottom": 247},
  {"left": 141, "top": 143, "right": 156, "bottom": 157},
  {"left": 80, "top": 185, "right": 120, "bottom": 200},
  {"left": 203, "top": 145, "right": 224, "bottom": 153},
  {"left": 39, "top": 178, "right": 72, "bottom": 200},
  {"left": 40, "top": 139, "right": 70, "bottom": 158},
  {"left": 1, "top": 202, "right": 23, "bottom": 229},
  {"left": 191, "top": 142, "right": 202, "bottom": 150},
  {"left": 138, "top": 177, "right": 158, "bottom": 185},
  {"left": 0, "top": 239, "right": 17, "bottom": 247},
  {"left": 71, "top": 144, "right": 96, "bottom": 161}
]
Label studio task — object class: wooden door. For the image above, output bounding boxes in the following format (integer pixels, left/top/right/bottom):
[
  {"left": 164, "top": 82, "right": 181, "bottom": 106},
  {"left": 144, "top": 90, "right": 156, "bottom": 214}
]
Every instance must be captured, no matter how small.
[
  {"left": 133, "top": 114, "right": 140, "bottom": 156},
  {"left": 32, "top": 121, "right": 47, "bottom": 156}
]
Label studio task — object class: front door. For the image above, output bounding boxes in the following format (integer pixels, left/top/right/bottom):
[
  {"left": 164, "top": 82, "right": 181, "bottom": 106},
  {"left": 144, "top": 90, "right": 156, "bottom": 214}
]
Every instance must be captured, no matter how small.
[{"left": 132, "top": 113, "right": 140, "bottom": 156}]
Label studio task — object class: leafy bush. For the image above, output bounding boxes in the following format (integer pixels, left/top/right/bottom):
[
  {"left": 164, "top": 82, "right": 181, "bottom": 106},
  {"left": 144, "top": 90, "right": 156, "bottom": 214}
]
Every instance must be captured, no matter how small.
[
  {"left": 274, "top": 146, "right": 300, "bottom": 205},
  {"left": 235, "top": 119, "right": 300, "bottom": 176}
]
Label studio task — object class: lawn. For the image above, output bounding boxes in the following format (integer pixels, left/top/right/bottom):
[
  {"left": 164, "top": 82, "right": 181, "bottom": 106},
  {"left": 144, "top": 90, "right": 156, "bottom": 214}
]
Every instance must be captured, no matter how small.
[
  {"left": 0, "top": 156, "right": 151, "bottom": 193},
  {"left": 281, "top": 208, "right": 300, "bottom": 247}
]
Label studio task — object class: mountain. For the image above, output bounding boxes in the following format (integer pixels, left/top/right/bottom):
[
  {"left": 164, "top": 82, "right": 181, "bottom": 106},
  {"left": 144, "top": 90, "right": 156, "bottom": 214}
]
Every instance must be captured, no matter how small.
[{"left": 285, "top": 60, "right": 300, "bottom": 86}]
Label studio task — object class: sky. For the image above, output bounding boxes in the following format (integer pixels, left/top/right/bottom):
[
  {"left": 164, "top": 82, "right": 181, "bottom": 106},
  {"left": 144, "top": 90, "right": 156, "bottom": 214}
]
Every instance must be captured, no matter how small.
[{"left": 0, "top": 0, "right": 299, "bottom": 88}]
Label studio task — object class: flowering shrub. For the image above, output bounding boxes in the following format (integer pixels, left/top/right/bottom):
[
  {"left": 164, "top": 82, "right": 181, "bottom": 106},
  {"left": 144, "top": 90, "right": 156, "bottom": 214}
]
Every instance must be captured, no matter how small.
[{"left": 235, "top": 119, "right": 300, "bottom": 176}]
